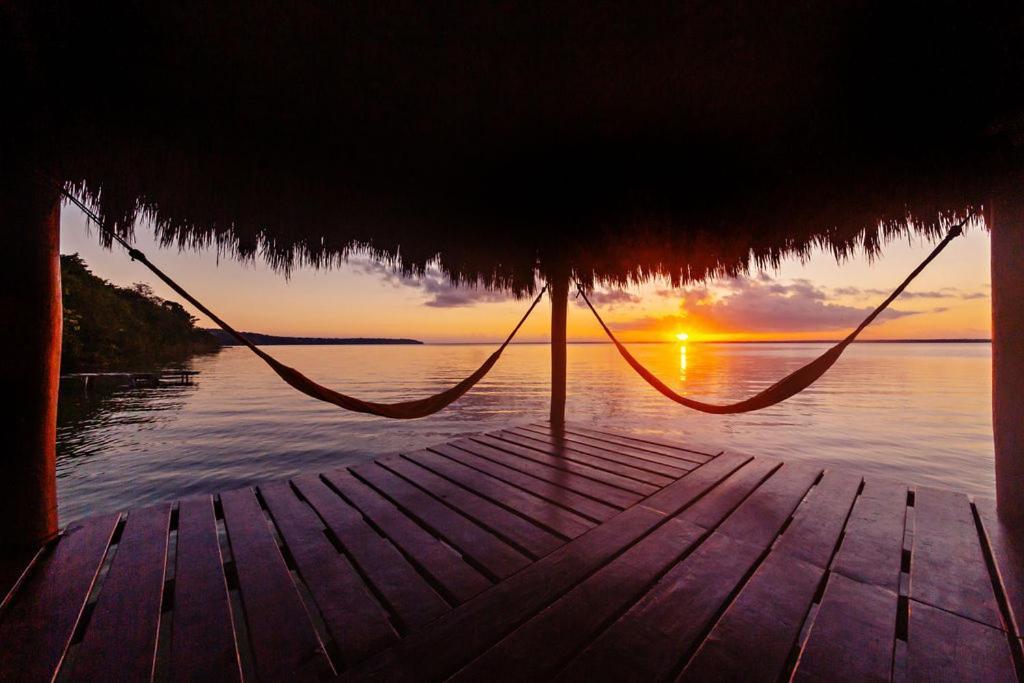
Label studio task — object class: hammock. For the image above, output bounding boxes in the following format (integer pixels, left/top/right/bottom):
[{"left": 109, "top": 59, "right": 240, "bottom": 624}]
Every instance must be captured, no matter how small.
[
  {"left": 129, "top": 254, "right": 544, "bottom": 419},
  {"left": 62, "top": 190, "right": 546, "bottom": 419},
  {"left": 63, "top": 186, "right": 969, "bottom": 418},
  {"left": 576, "top": 219, "right": 969, "bottom": 414}
]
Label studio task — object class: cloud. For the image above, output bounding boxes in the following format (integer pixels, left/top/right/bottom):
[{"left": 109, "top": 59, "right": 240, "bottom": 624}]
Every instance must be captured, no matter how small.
[
  {"left": 420, "top": 276, "right": 513, "bottom": 307},
  {"left": 832, "top": 285, "right": 987, "bottom": 301},
  {"left": 349, "top": 256, "right": 515, "bottom": 308},
  {"left": 613, "top": 276, "right": 930, "bottom": 334},
  {"left": 575, "top": 289, "right": 641, "bottom": 309}
]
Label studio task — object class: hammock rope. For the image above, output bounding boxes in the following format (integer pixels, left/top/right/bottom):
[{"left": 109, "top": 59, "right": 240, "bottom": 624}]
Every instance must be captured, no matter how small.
[
  {"left": 61, "top": 189, "right": 547, "bottom": 419},
  {"left": 62, "top": 185, "right": 972, "bottom": 418},
  {"left": 576, "top": 216, "right": 971, "bottom": 414}
]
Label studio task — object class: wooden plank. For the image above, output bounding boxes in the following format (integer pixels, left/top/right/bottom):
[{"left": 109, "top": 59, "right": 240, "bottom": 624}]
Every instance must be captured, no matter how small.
[
  {"left": 521, "top": 423, "right": 698, "bottom": 472},
  {"left": 404, "top": 449, "right": 594, "bottom": 538},
  {"left": 679, "top": 471, "right": 862, "bottom": 682},
  {"left": 485, "top": 432, "right": 663, "bottom": 491},
  {"left": 669, "top": 458, "right": 779, "bottom": 529},
  {"left": 976, "top": 497, "right": 1024, "bottom": 637},
  {"left": 71, "top": 504, "right": 170, "bottom": 682},
  {"left": 379, "top": 455, "right": 566, "bottom": 557},
  {"left": 681, "top": 555, "right": 823, "bottom": 683},
  {"left": 168, "top": 496, "right": 241, "bottom": 683},
  {"left": 0, "top": 514, "right": 119, "bottom": 682},
  {"left": 0, "top": 548, "right": 39, "bottom": 613},
  {"left": 342, "top": 453, "right": 751, "bottom": 682},
  {"left": 829, "top": 479, "right": 907, "bottom": 592},
  {"left": 450, "top": 517, "right": 707, "bottom": 682},
  {"left": 564, "top": 422, "right": 719, "bottom": 459},
  {"left": 474, "top": 433, "right": 657, "bottom": 496},
  {"left": 771, "top": 471, "right": 864, "bottom": 569},
  {"left": 313, "top": 470, "right": 488, "bottom": 607},
  {"left": 261, "top": 481, "right": 398, "bottom": 666},
  {"left": 905, "top": 600, "right": 1016, "bottom": 682},
  {"left": 911, "top": 486, "right": 1003, "bottom": 628},
  {"left": 451, "top": 463, "right": 778, "bottom": 682},
  {"left": 793, "top": 573, "right": 897, "bottom": 683},
  {"left": 458, "top": 436, "right": 644, "bottom": 507},
  {"left": 429, "top": 443, "right": 618, "bottom": 522},
  {"left": 351, "top": 462, "right": 530, "bottom": 579},
  {"left": 556, "top": 463, "right": 821, "bottom": 682},
  {"left": 219, "top": 487, "right": 333, "bottom": 680},
  {"left": 496, "top": 429, "right": 678, "bottom": 485},
  {"left": 294, "top": 475, "right": 453, "bottom": 624}
]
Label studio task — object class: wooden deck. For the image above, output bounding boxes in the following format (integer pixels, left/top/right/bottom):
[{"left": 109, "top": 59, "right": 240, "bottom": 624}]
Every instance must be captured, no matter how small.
[{"left": 2, "top": 422, "right": 1023, "bottom": 681}]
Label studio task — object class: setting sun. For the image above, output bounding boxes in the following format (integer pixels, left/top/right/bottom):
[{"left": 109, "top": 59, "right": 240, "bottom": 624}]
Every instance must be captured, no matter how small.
[{"left": 675, "top": 332, "right": 689, "bottom": 342}]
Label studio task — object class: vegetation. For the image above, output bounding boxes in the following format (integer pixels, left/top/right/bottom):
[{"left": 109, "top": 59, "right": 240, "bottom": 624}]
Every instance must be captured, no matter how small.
[
  {"left": 60, "top": 254, "right": 219, "bottom": 372},
  {"left": 204, "top": 329, "right": 421, "bottom": 346}
]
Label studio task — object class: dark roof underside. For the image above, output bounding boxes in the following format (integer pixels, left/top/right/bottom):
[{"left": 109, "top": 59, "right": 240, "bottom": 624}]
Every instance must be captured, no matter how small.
[{"left": 4, "top": 1, "right": 1023, "bottom": 292}]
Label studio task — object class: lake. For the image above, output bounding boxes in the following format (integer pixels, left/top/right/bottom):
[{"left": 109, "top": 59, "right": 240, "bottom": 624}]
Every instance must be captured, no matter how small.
[{"left": 56, "top": 341, "right": 993, "bottom": 521}]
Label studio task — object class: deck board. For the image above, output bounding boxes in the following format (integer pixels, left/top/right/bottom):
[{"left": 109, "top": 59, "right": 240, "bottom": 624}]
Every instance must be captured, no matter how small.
[
  {"left": 449, "top": 459, "right": 778, "bottom": 681},
  {"left": 344, "top": 453, "right": 751, "bottom": 682},
  {"left": 351, "top": 461, "right": 530, "bottom": 579},
  {"left": 379, "top": 454, "right": 568, "bottom": 554},
  {"left": 497, "top": 429, "right": 677, "bottom": 485},
  {"left": 403, "top": 449, "right": 594, "bottom": 537},
  {"left": 555, "top": 463, "right": 821, "bottom": 682},
  {"left": 519, "top": 424, "right": 697, "bottom": 473},
  {"left": 428, "top": 443, "right": 619, "bottom": 521},
  {"left": 168, "top": 496, "right": 241, "bottom": 682},
  {"left": 559, "top": 423, "right": 717, "bottom": 461},
  {"left": 905, "top": 600, "right": 1016, "bottom": 682},
  {"left": 314, "top": 469, "right": 487, "bottom": 607},
  {"left": 473, "top": 433, "right": 655, "bottom": 496},
  {"left": 70, "top": 504, "right": 170, "bottom": 681},
  {"left": 976, "top": 498, "right": 1024, "bottom": 638},
  {"left": 0, "top": 513, "right": 119, "bottom": 681},
  {"left": 6, "top": 423, "right": 1022, "bottom": 682},
  {"left": 790, "top": 479, "right": 910, "bottom": 683},
  {"left": 260, "top": 481, "right": 398, "bottom": 666},
  {"left": 455, "top": 437, "right": 642, "bottom": 508},
  {"left": 911, "top": 486, "right": 1003, "bottom": 628},
  {"left": 794, "top": 572, "right": 898, "bottom": 683},
  {"left": 220, "top": 487, "right": 334, "bottom": 680},
  {"left": 678, "top": 470, "right": 862, "bottom": 682},
  {"left": 830, "top": 479, "right": 907, "bottom": 592}
]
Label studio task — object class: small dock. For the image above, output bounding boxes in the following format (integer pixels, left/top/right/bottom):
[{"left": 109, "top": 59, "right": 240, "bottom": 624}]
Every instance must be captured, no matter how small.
[
  {"left": 2, "top": 423, "right": 1022, "bottom": 681},
  {"left": 59, "top": 369, "right": 200, "bottom": 393}
]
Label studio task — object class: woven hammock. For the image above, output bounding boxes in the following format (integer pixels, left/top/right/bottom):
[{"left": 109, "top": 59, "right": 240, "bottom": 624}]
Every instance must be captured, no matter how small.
[
  {"left": 64, "top": 188, "right": 967, "bottom": 419},
  {"left": 576, "top": 220, "right": 967, "bottom": 414}
]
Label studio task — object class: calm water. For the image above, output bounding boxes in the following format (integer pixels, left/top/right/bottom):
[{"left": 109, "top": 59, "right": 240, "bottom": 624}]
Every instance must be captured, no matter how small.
[{"left": 57, "top": 342, "right": 993, "bottom": 521}]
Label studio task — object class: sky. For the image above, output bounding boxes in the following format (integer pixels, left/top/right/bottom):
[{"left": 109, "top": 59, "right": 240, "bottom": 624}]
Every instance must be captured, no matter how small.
[{"left": 60, "top": 203, "right": 992, "bottom": 343}]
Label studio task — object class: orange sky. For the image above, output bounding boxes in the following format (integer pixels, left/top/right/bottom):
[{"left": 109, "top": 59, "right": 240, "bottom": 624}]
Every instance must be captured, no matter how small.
[{"left": 60, "top": 204, "right": 992, "bottom": 343}]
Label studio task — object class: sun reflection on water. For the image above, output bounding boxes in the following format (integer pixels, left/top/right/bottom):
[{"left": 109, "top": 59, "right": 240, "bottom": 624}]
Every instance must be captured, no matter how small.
[{"left": 679, "top": 341, "right": 687, "bottom": 384}]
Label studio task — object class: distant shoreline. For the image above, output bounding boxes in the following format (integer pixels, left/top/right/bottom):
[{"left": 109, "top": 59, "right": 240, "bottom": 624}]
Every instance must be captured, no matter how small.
[
  {"left": 427, "top": 338, "right": 993, "bottom": 345},
  {"left": 203, "top": 329, "right": 422, "bottom": 346},
  {"left": 204, "top": 331, "right": 990, "bottom": 346}
]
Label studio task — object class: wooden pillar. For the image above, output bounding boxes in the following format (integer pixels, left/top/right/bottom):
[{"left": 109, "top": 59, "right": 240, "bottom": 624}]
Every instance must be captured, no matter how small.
[
  {"left": 0, "top": 175, "right": 61, "bottom": 553},
  {"left": 550, "top": 275, "right": 569, "bottom": 427},
  {"left": 993, "top": 198, "right": 1024, "bottom": 524}
]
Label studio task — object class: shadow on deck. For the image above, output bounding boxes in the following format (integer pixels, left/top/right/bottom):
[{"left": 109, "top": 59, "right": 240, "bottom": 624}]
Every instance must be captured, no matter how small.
[{"left": 1, "top": 422, "right": 1022, "bottom": 681}]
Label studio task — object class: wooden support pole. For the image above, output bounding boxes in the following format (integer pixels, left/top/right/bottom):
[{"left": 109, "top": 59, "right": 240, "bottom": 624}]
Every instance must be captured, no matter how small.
[
  {"left": 0, "top": 176, "right": 61, "bottom": 553},
  {"left": 993, "top": 198, "right": 1024, "bottom": 525},
  {"left": 550, "top": 275, "right": 569, "bottom": 427}
]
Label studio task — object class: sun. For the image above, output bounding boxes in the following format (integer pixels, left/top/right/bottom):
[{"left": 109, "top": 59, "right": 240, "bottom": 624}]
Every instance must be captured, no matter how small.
[{"left": 675, "top": 332, "right": 690, "bottom": 342}]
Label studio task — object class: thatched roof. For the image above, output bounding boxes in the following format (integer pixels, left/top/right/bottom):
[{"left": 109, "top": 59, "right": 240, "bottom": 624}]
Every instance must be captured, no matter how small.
[{"left": 4, "top": 2, "right": 1023, "bottom": 293}]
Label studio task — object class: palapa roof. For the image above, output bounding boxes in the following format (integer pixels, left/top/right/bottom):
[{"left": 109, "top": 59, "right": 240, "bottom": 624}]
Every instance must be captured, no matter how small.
[{"left": 4, "top": 2, "right": 1023, "bottom": 293}]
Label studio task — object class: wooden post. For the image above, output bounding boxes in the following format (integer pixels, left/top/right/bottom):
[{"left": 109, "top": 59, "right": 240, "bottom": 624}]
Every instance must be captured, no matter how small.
[
  {"left": 0, "top": 175, "right": 61, "bottom": 553},
  {"left": 550, "top": 275, "right": 569, "bottom": 427},
  {"left": 993, "top": 198, "right": 1024, "bottom": 525}
]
